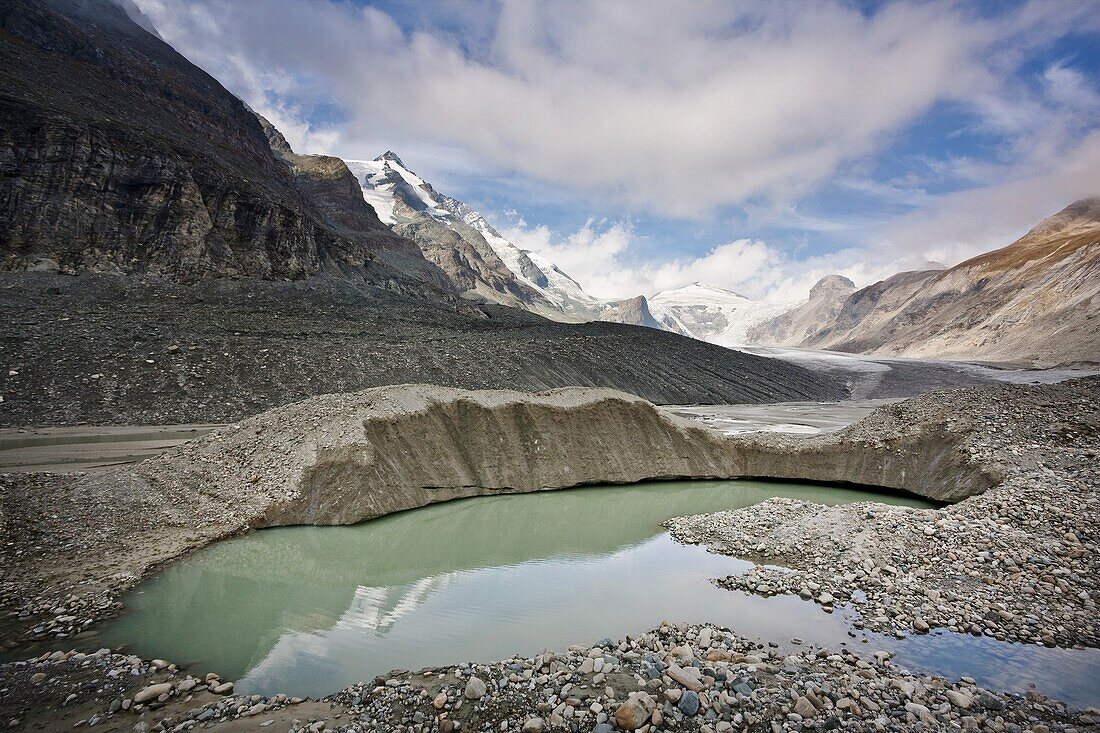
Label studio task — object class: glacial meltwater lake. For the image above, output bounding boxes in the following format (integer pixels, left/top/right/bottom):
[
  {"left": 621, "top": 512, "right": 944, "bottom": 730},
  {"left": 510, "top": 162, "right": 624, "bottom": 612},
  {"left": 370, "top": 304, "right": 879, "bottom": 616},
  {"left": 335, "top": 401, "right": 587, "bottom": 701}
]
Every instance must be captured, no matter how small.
[{"left": 91, "top": 480, "right": 1100, "bottom": 707}]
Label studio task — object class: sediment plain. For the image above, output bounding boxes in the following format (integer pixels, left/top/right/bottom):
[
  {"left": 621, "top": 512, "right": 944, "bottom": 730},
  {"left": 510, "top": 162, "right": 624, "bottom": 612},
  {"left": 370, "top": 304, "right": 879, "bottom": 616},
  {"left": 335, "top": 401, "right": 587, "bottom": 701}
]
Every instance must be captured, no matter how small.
[{"left": 0, "top": 377, "right": 1097, "bottom": 732}]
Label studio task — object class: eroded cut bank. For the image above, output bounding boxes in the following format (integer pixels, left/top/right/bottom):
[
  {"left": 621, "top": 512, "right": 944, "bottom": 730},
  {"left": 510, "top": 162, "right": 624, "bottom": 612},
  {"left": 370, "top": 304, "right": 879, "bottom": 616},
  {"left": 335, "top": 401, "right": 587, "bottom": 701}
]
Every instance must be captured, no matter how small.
[{"left": 0, "top": 378, "right": 1094, "bottom": 656}]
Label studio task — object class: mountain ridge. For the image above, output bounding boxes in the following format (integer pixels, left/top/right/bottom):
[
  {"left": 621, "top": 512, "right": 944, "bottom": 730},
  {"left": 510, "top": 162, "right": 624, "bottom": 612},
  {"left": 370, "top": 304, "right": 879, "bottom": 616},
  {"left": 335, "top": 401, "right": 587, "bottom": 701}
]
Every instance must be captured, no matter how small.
[
  {"left": 802, "top": 198, "right": 1100, "bottom": 365},
  {"left": 747, "top": 275, "right": 857, "bottom": 346},
  {"left": 650, "top": 282, "right": 798, "bottom": 347},
  {"left": 344, "top": 154, "right": 559, "bottom": 313},
  {"left": 345, "top": 152, "right": 691, "bottom": 332}
]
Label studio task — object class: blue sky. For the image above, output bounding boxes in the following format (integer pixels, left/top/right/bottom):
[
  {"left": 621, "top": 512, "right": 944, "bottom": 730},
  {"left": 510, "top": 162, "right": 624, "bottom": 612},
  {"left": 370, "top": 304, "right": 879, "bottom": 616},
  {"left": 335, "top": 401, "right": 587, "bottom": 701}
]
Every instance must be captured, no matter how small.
[{"left": 135, "top": 0, "right": 1100, "bottom": 301}]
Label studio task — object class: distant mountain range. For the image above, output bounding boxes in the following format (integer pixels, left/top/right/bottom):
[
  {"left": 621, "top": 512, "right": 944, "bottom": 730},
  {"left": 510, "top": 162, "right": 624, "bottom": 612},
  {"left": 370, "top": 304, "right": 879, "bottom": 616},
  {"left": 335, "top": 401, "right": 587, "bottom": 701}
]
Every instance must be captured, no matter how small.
[
  {"left": 747, "top": 275, "right": 856, "bottom": 346},
  {"left": 344, "top": 151, "right": 688, "bottom": 331},
  {"left": 719, "top": 200, "right": 1099, "bottom": 366},
  {"left": 341, "top": 150, "right": 857, "bottom": 343},
  {"left": 801, "top": 198, "right": 1100, "bottom": 366},
  {"left": 339, "top": 151, "right": 1098, "bottom": 364}
]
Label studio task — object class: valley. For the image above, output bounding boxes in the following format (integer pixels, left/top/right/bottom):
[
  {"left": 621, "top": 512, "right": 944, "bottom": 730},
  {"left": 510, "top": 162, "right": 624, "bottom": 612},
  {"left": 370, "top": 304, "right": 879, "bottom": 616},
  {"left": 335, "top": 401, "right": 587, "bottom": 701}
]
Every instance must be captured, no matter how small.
[{"left": 0, "top": 2, "right": 1097, "bottom": 733}]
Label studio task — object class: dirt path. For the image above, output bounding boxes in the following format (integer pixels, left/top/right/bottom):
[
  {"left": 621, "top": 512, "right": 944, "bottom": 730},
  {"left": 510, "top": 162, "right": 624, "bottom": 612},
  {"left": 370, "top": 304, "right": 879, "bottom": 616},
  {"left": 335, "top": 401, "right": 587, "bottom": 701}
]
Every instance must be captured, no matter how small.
[{"left": 0, "top": 424, "right": 223, "bottom": 473}]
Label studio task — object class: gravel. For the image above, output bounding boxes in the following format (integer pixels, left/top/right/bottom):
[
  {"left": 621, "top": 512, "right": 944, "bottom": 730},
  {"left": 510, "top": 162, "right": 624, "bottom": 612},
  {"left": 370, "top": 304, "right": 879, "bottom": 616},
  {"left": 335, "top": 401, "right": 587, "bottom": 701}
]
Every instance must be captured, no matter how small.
[
  {"left": 668, "top": 377, "right": 1099, "bottom": 649},
  {"left": 7, "top": 622, "right": 1081, "bottom": 732}
]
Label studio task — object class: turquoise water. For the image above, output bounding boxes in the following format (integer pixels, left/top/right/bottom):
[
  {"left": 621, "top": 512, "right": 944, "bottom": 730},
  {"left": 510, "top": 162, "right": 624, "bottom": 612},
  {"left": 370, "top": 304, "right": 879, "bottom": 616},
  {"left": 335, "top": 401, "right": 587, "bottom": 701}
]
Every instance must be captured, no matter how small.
[{"left": 91, "top": 480, "right": 1098, "bottom": 707}]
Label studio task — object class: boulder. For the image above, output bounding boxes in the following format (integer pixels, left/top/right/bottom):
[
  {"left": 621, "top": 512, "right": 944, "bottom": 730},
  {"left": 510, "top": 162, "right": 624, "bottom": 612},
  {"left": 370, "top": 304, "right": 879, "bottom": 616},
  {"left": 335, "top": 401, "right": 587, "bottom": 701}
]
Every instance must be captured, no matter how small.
[
  {"left": 613, "top": 692, "right": 655, "bottom": 730},
  {"left": 666, "top": 664, "right": 704, "bottom": 692},
  {"left": 464, "top": 676, "right": 487, "bottom": 700},
  {"left": 133, "top": 683, "right": 172, "bottom": 704}
]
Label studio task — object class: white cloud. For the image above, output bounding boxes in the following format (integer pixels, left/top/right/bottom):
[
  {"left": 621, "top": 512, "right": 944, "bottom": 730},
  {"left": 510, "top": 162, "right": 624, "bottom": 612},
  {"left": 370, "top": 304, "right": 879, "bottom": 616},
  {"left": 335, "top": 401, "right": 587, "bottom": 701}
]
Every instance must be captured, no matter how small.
[
  {"left": 253, "top": 102, "right": 341, "bottom": 156},
  {"left": 498, "top": 217, "right": 900, "bottom": 303},
  {"left": 872, "top": 130, "right": 1100, "bottom": 264},
  {"left": 497, "top": 218, "right": 637, "bottom": 297},
  {"left": 132, "top": 0, "right": 1099, "bottom": 304},
  {"left": 134, "top": 0, "right": 1100, "bottom": 217},
  {"left": 1043, "top": 63, "right": 1100, "bottom": 113}
]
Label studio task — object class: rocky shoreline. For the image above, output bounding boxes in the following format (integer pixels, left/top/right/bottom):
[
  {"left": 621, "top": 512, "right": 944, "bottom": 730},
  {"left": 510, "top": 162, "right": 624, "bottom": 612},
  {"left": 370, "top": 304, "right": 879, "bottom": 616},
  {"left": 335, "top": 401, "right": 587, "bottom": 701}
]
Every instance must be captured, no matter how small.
[
  {"left": 667, "top": 378, "right": 1098, "bottom": 650},
  {"left": 3, "top": 623, "right": 1098, "bottom": 733},
  {"left": 1, "top": 378, "right": 1097, "bottom": 730}
]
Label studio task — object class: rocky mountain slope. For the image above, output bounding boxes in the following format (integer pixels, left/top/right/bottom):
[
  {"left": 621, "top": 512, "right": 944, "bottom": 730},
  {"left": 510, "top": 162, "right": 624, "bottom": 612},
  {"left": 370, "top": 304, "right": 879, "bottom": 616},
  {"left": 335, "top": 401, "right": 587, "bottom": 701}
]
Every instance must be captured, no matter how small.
[
  {"left": 0, "top": 0, "right": 848, "bottom": 421},
  {"left": 254, "top": 122, "right": 451, "bottom": 290},
  {"left": 748, "top": 275, "right": 856, "bottom": 345},
  {"left": 0, "top": 0, "right": 441, "bottom": 288},
  {"left": 344, "top": 153, "right": 555, "bottom": 312},
  {"left": 345, "top": 152, "right": 687, "bottom": 330},
  {"left": 651, "top": 283, "right": 797, "bottom": 347},
  {"left": 803, "top": 199, "right": 1100, "bottom": 365}
]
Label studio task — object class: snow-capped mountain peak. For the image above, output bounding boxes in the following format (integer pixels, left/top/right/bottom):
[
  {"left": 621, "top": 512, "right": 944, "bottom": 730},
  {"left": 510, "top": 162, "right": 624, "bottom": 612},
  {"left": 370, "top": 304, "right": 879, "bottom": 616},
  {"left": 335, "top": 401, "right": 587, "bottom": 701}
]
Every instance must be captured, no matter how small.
[
  {"left": 651, "top": 282, "right": 797, "bottom": 347},
  {"left": 346, "top": 152, "right": 615, "bottom": 318},
  {"left": 344, "top": 150, "right": 790, "bottom": 342},
  {"left": 652, "top": 282, "right": 752, "bottom": 306},
  {"left": 346, "top": 152, "right": 628, "bottom": 321},
  {"left": 346, "top": 153, "right": 454, "bottom": 225},
  {"left": 377, "top": 150, "right": 406, "bottom": 166}
]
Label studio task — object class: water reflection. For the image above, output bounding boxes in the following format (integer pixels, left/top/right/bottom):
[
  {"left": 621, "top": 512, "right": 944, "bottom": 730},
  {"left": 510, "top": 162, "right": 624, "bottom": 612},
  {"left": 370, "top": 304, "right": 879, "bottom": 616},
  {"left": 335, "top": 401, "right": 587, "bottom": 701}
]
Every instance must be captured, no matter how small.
[
  {"left": 92, "top": 480, "right": 1098, "bottom": 707},
  {"left": 888, "top": 629, "right": 1100, "bottom": 710},
  {"left": 340, "top": 580, "right": 448, "bottom": 633}
]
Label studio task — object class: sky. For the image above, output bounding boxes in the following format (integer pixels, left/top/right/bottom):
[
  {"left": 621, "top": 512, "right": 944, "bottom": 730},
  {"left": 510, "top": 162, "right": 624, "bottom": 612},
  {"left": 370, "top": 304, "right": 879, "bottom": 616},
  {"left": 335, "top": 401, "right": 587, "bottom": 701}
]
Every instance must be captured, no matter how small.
[{"left": 132, "top": 0, "right": 1100, "bottom": 302}]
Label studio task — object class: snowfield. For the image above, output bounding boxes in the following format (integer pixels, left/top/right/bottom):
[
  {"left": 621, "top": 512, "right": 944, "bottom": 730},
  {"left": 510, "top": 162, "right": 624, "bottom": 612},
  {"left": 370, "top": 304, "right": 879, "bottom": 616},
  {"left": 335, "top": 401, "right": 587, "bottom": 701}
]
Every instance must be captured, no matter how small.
[{"left": 651, "top": 283, "right": 798, "bottom": 346}]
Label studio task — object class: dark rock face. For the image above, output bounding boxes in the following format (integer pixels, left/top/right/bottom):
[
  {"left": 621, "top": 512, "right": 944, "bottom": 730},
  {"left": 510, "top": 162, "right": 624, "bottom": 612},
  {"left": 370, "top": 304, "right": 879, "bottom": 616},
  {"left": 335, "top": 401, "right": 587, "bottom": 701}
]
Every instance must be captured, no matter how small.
[
  {"left": 0, "top": 0, "right": 428, "bottom": 285},
  {"left": 396, "top": 214, "right": 535, "bottom": 302},
  {"left": 0, "top": 0, "right": 848, "bottom": 423},
  {"left": 516, "top": 252, "right": 550, "bottom": 288}
]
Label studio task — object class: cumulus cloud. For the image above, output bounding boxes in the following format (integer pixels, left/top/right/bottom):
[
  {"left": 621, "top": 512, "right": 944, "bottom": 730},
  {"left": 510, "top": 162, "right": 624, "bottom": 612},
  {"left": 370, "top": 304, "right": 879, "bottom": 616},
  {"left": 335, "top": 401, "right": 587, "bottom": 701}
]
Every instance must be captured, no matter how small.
[
  {"left": 134, "top": 0, "right": 1099, "bottom": 217},
  {"left": 497, "top": 218, "right": 637, "bottom": 297},
  {"left": 498, "top": 217, "right": 897, "bottom": 303},
  {"left": 133, "top": 0, "right": 1099, "bottom": 303}
]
